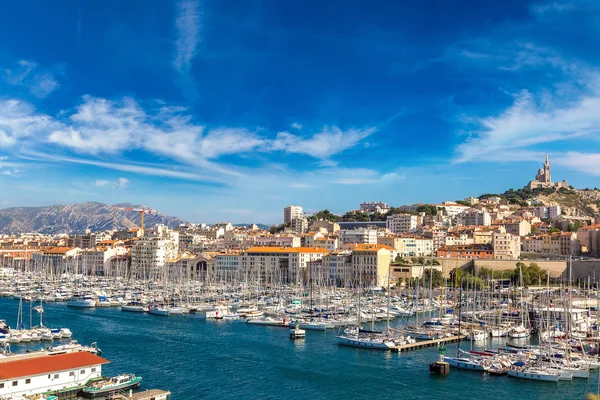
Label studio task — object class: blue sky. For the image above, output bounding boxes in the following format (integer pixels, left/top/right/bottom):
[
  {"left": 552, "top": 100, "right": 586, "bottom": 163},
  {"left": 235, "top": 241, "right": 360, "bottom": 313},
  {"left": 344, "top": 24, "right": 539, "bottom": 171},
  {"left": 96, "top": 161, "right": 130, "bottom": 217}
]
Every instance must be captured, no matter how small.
[{"left": 1, "top": 0, "right": 600, "bottom": 224}]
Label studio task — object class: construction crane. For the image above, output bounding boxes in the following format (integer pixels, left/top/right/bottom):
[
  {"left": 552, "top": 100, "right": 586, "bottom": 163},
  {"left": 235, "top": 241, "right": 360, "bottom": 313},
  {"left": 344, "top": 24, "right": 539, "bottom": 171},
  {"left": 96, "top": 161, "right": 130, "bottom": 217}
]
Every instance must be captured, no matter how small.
[{"left": 112, "top": 206, "right": 153, "bottom": 237}]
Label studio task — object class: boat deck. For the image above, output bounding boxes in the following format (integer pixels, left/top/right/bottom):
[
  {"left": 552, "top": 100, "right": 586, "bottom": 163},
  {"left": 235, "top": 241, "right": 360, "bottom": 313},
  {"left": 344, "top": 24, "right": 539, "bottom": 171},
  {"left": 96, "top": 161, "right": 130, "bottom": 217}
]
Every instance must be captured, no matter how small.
[{"left": 392, "top": 335, "right": 467, "bottom": 352}]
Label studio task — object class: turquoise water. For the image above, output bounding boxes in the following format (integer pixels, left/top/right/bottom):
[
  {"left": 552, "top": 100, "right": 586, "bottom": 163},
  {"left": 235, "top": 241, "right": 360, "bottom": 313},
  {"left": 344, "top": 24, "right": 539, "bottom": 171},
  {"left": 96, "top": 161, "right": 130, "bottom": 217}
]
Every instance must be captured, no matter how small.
[{"left": 0, "top": 298, "right": 596, "bottom": 399}]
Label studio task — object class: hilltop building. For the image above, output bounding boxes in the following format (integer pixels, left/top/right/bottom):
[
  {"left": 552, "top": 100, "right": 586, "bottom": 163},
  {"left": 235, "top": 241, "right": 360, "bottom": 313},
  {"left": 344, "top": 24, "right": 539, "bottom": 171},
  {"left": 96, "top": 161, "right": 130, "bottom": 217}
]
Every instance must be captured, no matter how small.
[
  {"left": 360, "top": 202, "right": 389, "bottom": 214},
  {"left": 525, "top": 155, "right": 569, "bottom": 190}
]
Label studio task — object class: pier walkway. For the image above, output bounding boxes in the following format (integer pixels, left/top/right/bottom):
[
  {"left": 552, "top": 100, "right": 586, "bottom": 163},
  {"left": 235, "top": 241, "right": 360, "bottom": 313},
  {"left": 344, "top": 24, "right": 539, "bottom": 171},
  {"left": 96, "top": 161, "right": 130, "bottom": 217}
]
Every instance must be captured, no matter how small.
[{"left": 392, "top": 335, "right": 467, "bottom": 353}]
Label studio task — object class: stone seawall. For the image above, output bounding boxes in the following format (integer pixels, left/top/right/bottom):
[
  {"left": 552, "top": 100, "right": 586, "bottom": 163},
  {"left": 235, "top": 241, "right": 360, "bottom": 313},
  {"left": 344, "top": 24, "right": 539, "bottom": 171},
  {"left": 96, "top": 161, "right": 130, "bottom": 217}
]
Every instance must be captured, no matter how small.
[{"left": 435, "top": 257, "right": 600, "bottom": 282}]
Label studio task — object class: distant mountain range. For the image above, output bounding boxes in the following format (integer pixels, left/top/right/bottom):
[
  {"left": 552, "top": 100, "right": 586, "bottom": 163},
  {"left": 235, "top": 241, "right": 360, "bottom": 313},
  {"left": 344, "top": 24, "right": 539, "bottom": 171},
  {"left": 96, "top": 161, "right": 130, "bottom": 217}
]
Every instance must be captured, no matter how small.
[
  {"left": 0, "top": 202, "right": 188, "bottom": 234},
  {"left": 233, "top": 223, "right": 271, "bottom": 230}
]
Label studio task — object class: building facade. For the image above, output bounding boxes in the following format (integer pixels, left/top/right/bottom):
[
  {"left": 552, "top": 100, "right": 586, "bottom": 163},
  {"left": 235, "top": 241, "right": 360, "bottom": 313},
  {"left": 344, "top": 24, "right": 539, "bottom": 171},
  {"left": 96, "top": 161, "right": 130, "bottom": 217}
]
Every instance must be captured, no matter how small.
[
  {"left": 284, "top": 205, "right": 303, "bottom": 224},
  {"left": 386, "top": 214, "right": 420, "bottom": 234}
]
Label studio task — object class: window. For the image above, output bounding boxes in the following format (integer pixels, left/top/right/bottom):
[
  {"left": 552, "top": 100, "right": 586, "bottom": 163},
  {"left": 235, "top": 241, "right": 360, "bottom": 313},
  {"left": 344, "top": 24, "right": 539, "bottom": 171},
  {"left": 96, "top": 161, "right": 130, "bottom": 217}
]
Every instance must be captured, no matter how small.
[
  {"left": 81, "top": 369, "right": 86, "bottom": 374},
  {"left": 25, "top": 379, "right": 31, "bottom": 384},
  {"left": 91, "top": 367, "right": 97, "bottom": 372},
  {"left": 12, "top": 381, "right": 18, "bottom": 386},
  {"left": 0, "top": 383, "right": 4, "bottom": 388},
  {"left": 54, "top": 374, "right": 59, "bottom": 379},
  {"left": 69, "top": 372, "right": 75, "bottom": 376}
]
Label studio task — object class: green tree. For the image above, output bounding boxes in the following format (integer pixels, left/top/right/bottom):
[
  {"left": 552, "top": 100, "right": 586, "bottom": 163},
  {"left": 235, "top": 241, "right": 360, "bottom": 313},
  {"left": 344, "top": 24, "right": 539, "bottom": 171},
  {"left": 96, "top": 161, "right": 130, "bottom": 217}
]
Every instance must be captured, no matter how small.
[
  {"left": 394, "top": 255, "right": 406, "bottom": 264},
  {"left": 309, "top": 209, "right": 339, "bottom": 222},
  {"left": 416, "top": 205, "right": 439, "bottom": 216},
  {"left": 269, "top": 223, "right": 288, "bottom": 234},
  {"left": 511, "top": 262, "right": 548, "bottom": 286},
  {"left": 422, "top": 269, "right": 444, "bottom": 288}
]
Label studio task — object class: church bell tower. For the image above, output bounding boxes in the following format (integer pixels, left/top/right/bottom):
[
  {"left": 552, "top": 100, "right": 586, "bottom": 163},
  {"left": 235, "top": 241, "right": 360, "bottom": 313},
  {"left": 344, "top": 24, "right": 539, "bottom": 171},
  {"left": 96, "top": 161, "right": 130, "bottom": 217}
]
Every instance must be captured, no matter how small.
[{"left": 544, "top": 154, "right": 551, "bottom": 183}]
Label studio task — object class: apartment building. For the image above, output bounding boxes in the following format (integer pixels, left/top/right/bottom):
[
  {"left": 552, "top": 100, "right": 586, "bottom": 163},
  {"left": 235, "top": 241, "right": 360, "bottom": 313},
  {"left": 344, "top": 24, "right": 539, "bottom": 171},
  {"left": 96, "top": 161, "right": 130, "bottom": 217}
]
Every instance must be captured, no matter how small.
[
  {"left": 386, "top": 214, "right": 420, "bottom": 234},
  {"left": 378, "top": 236, "right": 433, "bottom": 257},
  {"left": 131, "top": 237, "right": 178, "bottom": 278},
  {"left": 456, "top": 209, "right": 491, "bottom": 226},
  {"left": 338, "top": 228, "right": 378, "bottom": 245},
  {"left": 436, "top": 244, "right": 493, "bottom": 259},
  {"left": 350, "top": 244, "right": 396, "bottom": 287},
  {"left": 215, "top": 252, "right": 241, "bottom": 282},
  {"left": 284, "top": 205, "right": 303, "bottom": 224},
  {"left": 492, "top": 232, "right": 521, "bottom": 260},
  {"left": 522, "top": 236, "right": 543, "bottom": 253},
  {"left": 321, "top": 250, "right": 352, "bottom": 286},
  {"left": 239, "top": 247, "right": 329, "bottom": 284}
]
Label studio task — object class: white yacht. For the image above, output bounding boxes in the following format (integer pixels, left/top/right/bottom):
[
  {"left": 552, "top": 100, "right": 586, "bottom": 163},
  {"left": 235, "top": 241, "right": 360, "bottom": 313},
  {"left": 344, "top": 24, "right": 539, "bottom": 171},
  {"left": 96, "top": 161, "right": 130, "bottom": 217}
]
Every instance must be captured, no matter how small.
[
  {"left": 336, "top": 332, "right": 397, "bottom": 350},
  {"left": 148, "top": 305, "right": 170, "bottom": 316},
  {"left": 60, "top": 328, "right": 73, "bottom": 338},
  {"left": 121, "top": 302, "right": 147, "bottom": 312},
  {"left": 467, "top": 330, "right": 486, "bottom": 341},
  {"left": 67, "top": 294, "right": 97, "bottom": 308},
  {"left": 508, "top": 325, "right": 530, "bottom": 338},
  {"left": 443, "top": 356, "right": 486, "bottom": 371},
  {"left": 508, "top": 364, "right": 561, "bottom": 382}
]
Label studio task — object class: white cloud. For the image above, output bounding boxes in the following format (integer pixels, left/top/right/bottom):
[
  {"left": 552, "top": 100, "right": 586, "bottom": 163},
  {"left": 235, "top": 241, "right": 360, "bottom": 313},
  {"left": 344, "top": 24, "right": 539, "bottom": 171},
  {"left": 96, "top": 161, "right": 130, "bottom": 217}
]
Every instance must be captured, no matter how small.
[
  {"left": 0, "top": 93, "right": 380, "bottom": 188},
  {"left": 173, "top": 0, "right": 201, "bottom": 73},
  {"left": 531, "top": 1, "right": 577, "bottom": 16},
  {"left": 116, "top": 177, "right": 131, "bottom": 188},
  {"left": 291, "top": 122, "right": 303, "bottom": 130},
  {"left": 290, "top": 182, "right": 313, "bottom": 189},
  {"left": 30, "top": 73, "right": 60, "bottom": 98},
  {"left": 455, "top": 87, "right": 600, "bottom": 163},
  {"left": 0, "top": 99, "right": 59, "bottom": 148},
  {"left": 48, "top": 96, "right": 143, "bottom": 154},
  {"left": 555, "top": 152, "right": 600, "bottom": 176},
  {"left": 272, "top": 126, "right": 376, "bottom": 161},
  {"left": 94, "top": 179, "right": 110, "bottom": 188},
  {"left": 94, "top": 177, "right": 131, "bottom": 189},
  {"left": 24, "top": 151, "right": 217, "bottom": 182},
  {"left": 1, "top": 169, "right": 22, "bottom": 177},
  {"left": 4, "top": 60, "right": 61, "bottom": 98},
  {"left": 199, "top": 128, "right": 264, "bottom": 158}
]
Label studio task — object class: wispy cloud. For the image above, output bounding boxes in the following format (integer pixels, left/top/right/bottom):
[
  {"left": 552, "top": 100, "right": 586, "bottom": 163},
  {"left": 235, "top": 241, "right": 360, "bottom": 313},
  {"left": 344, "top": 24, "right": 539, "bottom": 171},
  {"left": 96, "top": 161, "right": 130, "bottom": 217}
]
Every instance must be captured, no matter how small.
[
  {"left": 173, "top": 0, "right": 201, "bottom": 73},
  {"left": 555, "top": 152, "right": 600, "bottom": 176},
  {"left": 453, "top": 36, "right": 600, "bottom": 165},
  {"left": 0, "top": 169, "right": 22, "bottom": 177},
  {"left": 455, "top": 88, "right": 600, "bottom": 162},
  {"left": 531, "top": 1, "right": 575, "bottom": 15},
  {"left": 0, "top": 99, "right": 59, "bottom": 147},
  {"left": 271, "top": 126, "right": 376, "bottom": 164},
  {"left": 22, "top": 150, "right": 220, "bottom": 183},
  {"left": 4, "top": 60, "right": 61, "bottom": 98},
  {"left": 2, "top": 94, "right": 378, "bottom": 181},
  {"left": 94, "top": 177, "right": 130, "bottom": 189}
]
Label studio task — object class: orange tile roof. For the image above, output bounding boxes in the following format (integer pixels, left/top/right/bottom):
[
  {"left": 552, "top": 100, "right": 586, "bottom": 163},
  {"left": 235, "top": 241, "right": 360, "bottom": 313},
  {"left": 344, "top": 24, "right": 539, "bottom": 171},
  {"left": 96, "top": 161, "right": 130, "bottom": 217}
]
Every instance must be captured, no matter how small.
[
  {"left": 351, "top": 244, "right": 396, "bottom": 252},
  {"left": 97, "top": 240, "right": 119, "bottom": 245},
  {"left": 43, "top": 247, "right": 75, "bottom": 254},
  {"left": 0, "top": 352, "right": 109, "bottom": 379}
]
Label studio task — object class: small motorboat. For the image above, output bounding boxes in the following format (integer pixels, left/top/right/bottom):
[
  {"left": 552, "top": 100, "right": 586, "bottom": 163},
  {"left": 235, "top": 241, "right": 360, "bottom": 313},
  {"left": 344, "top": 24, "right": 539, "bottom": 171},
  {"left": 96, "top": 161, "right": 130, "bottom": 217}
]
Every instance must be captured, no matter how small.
[{"left": 81, "top": 373, "right": 142, "bottom": 397}]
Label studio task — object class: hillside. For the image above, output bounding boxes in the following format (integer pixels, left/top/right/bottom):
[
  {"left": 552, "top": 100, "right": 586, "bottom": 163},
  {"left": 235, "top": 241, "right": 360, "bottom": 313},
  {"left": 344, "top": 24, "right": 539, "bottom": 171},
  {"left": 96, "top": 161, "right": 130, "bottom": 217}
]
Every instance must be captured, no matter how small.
[
  {"left": 479, "top": 187, "right": 600, "bottom": 217},
  {"left": 536, "top": 189, "right": 600, "bottom": 217},
  {"left": 0, "top": 202, "right": 188, "bottom": 234}
]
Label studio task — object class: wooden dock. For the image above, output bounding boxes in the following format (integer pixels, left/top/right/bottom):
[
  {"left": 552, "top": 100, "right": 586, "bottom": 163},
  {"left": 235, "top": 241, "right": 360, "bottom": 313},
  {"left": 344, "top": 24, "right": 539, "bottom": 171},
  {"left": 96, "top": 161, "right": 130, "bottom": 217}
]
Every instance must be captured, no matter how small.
[{"left": 392, "top": 335, "right": 467, "bottom": 353}]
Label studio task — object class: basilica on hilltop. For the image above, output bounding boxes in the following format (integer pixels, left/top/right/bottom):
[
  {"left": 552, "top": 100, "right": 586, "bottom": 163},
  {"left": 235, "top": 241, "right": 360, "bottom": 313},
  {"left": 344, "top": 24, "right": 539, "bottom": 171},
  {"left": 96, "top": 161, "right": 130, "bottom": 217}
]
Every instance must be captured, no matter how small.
[{"left": 525, "top": 155, "right": 569, "bottom": 190}]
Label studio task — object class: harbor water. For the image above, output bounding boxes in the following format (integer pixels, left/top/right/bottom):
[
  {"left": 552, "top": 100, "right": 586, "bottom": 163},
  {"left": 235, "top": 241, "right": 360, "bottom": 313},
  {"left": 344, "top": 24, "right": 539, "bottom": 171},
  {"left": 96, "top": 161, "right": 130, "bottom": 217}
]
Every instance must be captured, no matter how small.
[{"left": 0, "top": 298, "right": 595, "bottom": 399}]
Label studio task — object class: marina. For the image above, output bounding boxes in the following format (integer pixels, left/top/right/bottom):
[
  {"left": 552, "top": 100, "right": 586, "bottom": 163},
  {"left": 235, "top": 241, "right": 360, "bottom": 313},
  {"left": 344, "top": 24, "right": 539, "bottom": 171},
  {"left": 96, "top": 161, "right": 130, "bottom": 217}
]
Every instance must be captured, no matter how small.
[{"left": 0, "top": 282, "right": 598, "bottom": 399}]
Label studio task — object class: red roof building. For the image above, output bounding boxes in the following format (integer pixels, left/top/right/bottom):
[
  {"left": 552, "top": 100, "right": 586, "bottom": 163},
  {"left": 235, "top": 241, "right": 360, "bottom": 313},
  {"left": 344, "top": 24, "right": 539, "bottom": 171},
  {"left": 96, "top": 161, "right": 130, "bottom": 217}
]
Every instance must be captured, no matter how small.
[{"left": 0, "top": 351, "right": 109, "bottom": 398}]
